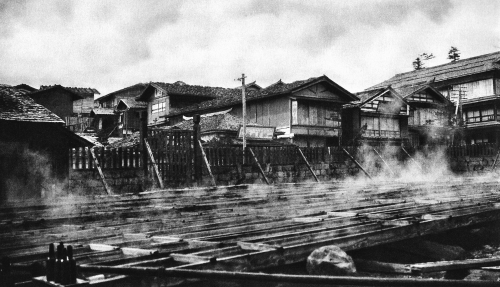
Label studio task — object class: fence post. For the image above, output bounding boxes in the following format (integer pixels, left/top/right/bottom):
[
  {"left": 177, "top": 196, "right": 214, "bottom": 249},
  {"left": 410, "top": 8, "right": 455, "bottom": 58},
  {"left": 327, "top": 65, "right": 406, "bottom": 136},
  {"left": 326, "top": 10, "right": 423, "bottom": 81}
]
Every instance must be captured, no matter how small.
[
  {"left": 141, "top": 112, "right": 148, "bottom": 177},
  {"left": 193, "top": 115, "right": 202, "bottom": 183}
]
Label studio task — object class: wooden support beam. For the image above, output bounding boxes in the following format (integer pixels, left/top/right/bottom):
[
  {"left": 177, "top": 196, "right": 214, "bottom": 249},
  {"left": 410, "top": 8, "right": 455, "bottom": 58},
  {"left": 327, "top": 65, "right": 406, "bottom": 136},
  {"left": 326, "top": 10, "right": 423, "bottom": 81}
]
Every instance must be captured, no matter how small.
[
  {"left": 90, "top": 148, "right": 112, "bottom": 195},
  {"left": 144, "top": 139, "right": 164, "bottom": 189},
  {"left": 492, "top": 149, "right": 500, "bottom": 171},
  {"left": 292, "top": 217, "right": 324, "bottom": 223},
  {"left": 372, "top": 147, "right": 395, "bottom": 176},
  {"left": 342, "top": 147, "right": 372, "bottom": 179},
  {"left": 401, "top": 146, "right": 423, "bottom": 171},
  {"left": 296, "top": 146, "right": 319, "bottom": 182},
  {"left": 198, "top": 140, "right": 216, "bottom": 187},
  {"left": 247, "top": 147, "right": 270, "bottom": 185},
  {"left": 411, "top": 257, "right": 500, "bottom": 274}
]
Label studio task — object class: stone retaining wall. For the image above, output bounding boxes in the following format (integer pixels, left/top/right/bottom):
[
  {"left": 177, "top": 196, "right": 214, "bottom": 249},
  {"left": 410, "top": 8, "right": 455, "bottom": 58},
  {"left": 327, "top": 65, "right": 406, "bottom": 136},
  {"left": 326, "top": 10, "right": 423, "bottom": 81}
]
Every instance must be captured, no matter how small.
[{"left": 69, "top": 168, "right": 144, "bottom": 195}]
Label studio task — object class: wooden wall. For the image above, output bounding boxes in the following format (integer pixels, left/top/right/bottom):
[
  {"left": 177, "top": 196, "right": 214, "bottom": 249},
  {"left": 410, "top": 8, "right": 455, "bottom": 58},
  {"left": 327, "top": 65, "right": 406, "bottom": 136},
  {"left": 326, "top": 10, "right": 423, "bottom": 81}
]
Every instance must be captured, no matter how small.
[
  {"left": 232, "top": 96, "right": 290, "bottom": 128},
  {"left": 31, "top": 90, "right": 74, "bottom": 119}
]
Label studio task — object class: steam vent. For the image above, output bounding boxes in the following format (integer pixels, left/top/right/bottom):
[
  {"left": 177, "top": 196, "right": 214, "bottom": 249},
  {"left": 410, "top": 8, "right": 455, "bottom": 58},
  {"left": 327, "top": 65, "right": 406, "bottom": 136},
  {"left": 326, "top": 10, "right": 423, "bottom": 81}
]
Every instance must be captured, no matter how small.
[{"left": 3, "top": 51, "right": 500, "bottom": 286}]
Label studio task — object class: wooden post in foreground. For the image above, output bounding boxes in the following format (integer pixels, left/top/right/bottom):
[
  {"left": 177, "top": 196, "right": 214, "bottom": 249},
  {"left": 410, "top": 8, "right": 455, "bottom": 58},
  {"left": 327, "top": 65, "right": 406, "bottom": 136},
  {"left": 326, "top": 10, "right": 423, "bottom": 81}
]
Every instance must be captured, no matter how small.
[
  {"left": 198, "top": 140, "right": 216, "bottom": 187},
  {"left": 296, "top": 147, "right": 319, "bottom": 182},
  {"left": 247, "top": 147, "right": 270, "bottom": 185},
  {"left": 144, "top": 139, "right": 164, "bottom": 189},
  {"left": 342, "top": 147, "right": 372, "bottom": 179},
  {"left": 193, "top": 115, "right": 202, "bottom": 182},
  {"left": 90, "top": 148, "right": 112, "bottom": 195}
]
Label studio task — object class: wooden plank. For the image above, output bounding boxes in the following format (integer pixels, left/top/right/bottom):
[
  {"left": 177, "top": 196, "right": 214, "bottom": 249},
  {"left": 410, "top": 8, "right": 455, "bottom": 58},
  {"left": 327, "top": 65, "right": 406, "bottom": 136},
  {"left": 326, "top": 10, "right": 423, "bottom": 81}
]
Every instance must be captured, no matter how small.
[
  {"left": 90, "top": 148, "right": 112, "bottom": 195},
  {"left": 411, "top": 257, "right": 500, "bottom": 274},
  {"left": 170, "top": 253, "right": 216, "bottom": 263},
  {"left": 237, "top": 242, "right": 283, "bottom": 252},
  {"left": 247, "top": 147, "right": 270, "bottom": 185},
  {"left": 342, "top": 147, "right": 371, "bottom": 179},
  {"left": 121, "top": 247, "right": 158, "bottom": 256},
  {"left": 89, "top": 244, "right": 118, "bottom": 251},
  {"left": 144, "top": 139, "right": 164, "bottom": 189},
  {"left": 198, "top": 140, "right": 216, "bottom": 186},
  {"left": 296, "top": 146, "right": 319, "bottom": 182},
  {"left": 354, "top": 258, "right": 412, "bottom": 274}
]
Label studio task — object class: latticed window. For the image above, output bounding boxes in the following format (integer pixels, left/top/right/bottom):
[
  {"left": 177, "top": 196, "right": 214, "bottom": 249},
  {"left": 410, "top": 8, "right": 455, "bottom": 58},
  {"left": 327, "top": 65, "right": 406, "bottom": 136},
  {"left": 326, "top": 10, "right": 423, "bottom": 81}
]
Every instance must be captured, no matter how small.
[
  {"left": 361, "top": 116, "right": 400, "bottom": 138},
  {"left": 152, "top": 102, "right": 166, "bottom": 114}
]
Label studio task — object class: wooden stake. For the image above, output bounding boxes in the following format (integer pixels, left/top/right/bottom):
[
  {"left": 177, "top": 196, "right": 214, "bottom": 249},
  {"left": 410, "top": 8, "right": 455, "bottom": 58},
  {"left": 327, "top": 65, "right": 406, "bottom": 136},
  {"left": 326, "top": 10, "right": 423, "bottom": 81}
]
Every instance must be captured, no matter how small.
[
  {"left": 144, "top": 139, "right": 164, "bottom": 189},
  {"left": 90, "top": 148, "right": 112, "bottom": 195},
  {"left": 401, "top": 146, "right": 423, "bottom": 171},
  {"left": 491, "top": 149, "right": 500, "bottom": 171},
  {"left": 296, "top": 146, "right": 319, "bottom": 182},
  {"left": 198, "top": 140, "right": 216, "bottom": 187},
  {"left": 372, "top": 147, "right": 394, "bottom": 176},
  {"left": 342, "top": 147, "right": 372, "bottom": 179},
  {"left": 247, "top": 147, "right": 270, "bottom": 185}
]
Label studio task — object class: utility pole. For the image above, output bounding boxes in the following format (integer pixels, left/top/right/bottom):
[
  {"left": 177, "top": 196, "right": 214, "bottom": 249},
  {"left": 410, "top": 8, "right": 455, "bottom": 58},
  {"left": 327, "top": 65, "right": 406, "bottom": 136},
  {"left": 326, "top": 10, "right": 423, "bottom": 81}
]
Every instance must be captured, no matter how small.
[{"left": 237, "top": 73, "right": 247, "bottom": 164}]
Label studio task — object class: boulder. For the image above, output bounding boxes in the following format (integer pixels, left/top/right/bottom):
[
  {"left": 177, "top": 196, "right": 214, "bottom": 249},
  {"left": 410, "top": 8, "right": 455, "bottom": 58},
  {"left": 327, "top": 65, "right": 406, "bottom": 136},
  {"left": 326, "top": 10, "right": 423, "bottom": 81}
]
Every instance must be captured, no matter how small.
[{"left": 306, "top": 245, "right": 356, "bottom": 276}]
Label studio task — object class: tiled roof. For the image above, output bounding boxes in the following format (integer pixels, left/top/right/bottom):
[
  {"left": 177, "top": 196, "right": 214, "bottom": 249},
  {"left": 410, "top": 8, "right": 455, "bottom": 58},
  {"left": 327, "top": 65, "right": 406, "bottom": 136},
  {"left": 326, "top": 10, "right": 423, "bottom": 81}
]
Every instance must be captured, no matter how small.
[
  {"left": 368, "top": 51, "right": 500, "bottom": 89},
  {"left": 29, "top": 84, "right": 83, "bottom": 100},
  {"left": 40, "top": 85, "right": 100, "bottom": 95},
  {"left": 169, "top": 113, "right": 259, "bottom": 132},
  {"left": 164, "top": 75, "right": 357, "bottom": 117},
  {"left": 97, "top": 83, "right": 147, "bottom": 102},
  {"left": 117, "top": 99, "right": 147, "bottom": 110},
  {"left": 0, "top": 85, "right": 64, "bottom": 123},
  {"left": 354, "top": 88, "right": 386, "bottom": 105}
]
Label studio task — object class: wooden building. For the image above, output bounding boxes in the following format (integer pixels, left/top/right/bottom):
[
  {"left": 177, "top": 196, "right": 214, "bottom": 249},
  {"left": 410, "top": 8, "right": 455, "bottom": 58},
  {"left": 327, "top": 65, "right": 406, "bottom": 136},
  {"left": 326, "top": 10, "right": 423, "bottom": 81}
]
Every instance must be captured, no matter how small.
[
  {"left": 162, "top": 76, "right": 358, "bottom": 147},
  {"left": 393, "top": 84, "right": 454, "bottom": 146},
  {"left": 28, "top": 85, "right": 83, "bottom": 120},
  {"left": 369, "top": 51, "right": 500, "bottom": 145},
  {"left": 343, "top": 86, "right": 409, "bottom": 146},
  {"left": 0, "top": 85, "right": 92, "bottom": 201},
  {"left": 135, "top": 81, "right": 220, "bottom": 126},
  {"left": 115, "top": 99, "right": 147, "bottom": 135}
]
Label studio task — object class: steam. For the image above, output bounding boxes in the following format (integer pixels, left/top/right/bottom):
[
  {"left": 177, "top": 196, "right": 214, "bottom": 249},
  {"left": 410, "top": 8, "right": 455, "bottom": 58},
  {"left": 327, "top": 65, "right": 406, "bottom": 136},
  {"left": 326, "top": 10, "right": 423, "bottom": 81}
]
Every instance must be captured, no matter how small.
[{"left": 0, "top": 142, "right": 68, "bottom": 204}]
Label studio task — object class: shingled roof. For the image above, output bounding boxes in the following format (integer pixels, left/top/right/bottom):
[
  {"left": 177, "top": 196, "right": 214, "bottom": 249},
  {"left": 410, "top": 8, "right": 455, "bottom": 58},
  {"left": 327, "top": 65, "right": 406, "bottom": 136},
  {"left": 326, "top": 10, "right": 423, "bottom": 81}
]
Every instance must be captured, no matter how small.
[
  {"left": 172, "top": 113, "right": 246, "bottom": 132},
  {"left": 368, "top": 51, "right": 500, "bottom": 90},
  {"left": 0, "top": 85, "right": 64, "bottom": 123},
  {"left": 136, "top": 81, "right": 230, "bottom": 101},
  {"left": 40, "top": 85, "right": 100, "bottom": 95},
  {"left": 97, "top": 83, "right": 147, "bottom": 103},
  {"left": 28, "top": 84, "right": 83, "bottom": 100},
  {"left": 163, "top": 75, "right": 357, "bottom": 117}
]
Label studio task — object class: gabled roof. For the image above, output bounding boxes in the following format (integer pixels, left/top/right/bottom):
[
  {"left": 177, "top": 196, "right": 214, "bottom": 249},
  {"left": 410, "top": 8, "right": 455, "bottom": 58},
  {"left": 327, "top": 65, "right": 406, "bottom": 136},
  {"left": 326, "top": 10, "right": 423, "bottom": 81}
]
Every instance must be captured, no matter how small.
[
  {"left": 164, "top": 75, "right": 358, "bottom": 118},
  {"left": 236, "top": 81, "right": 262, "bottom": 91},
  {"left": 349, "top": 86, "right": 408, "bottom": 109},
  {"left": 91, "top": 108, "right": 116, "bottom": 116},
  {"left": 368, "top": 51, "right": 500, "bottom": 90},
  {"left": 136, "top": 81, "right": 228, "bottom": 101},
  {"left": 40, "top": 85, "right": 100, "bottom": 96},
  {"left": 14, "top": 84, "right": 38, "bottom": 93},
  {"left": 97, "top": 83, "right": 147, "bottom": 103},
  {"left": 116, "top": 99, "right": 148, "bottom": 111},
  {"left": 394, "top": 83, "right": 452, "bottom": 105},
  {"left": 28, "top": 84, "right": 83, "bottom": 101},
  {"left": 0, "top": 85, "right": 64, "bottom": 123}
]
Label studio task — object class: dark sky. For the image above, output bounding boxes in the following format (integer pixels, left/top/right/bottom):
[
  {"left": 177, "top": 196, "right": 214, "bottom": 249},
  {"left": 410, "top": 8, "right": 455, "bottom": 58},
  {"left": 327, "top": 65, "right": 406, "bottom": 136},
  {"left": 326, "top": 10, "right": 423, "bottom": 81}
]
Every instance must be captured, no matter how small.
[{"left": 0, "top": 0, "right": 499, "bottom": 96}]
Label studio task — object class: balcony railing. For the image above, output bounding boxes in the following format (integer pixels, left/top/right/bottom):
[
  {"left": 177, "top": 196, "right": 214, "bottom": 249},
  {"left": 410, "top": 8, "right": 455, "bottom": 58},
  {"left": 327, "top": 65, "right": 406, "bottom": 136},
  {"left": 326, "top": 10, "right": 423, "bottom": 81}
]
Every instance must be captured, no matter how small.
[{"left": 364, "top": 130, "right": 401, "bottom": 138}]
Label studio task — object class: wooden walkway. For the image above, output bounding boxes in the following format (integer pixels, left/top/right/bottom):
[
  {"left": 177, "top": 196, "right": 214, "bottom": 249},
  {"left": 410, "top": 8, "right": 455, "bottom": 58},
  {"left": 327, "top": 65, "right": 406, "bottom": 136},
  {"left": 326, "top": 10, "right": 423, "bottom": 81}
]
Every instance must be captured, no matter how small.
[{"left": 2, "top": 177, "right": 500, "bottom": 286}]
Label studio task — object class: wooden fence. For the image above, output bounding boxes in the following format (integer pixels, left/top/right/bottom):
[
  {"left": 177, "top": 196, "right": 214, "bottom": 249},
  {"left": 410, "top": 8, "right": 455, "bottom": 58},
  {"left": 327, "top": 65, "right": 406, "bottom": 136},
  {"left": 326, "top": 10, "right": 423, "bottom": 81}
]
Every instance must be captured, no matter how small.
[
  {"left": 147, "top": 129, "right": 193, "bottom": 185},
  {"left": 447, "top": 143, "right": 498, "bottom": 157},
  {"left": 70, "top": 146, "right": 141, "bottom": 170}
]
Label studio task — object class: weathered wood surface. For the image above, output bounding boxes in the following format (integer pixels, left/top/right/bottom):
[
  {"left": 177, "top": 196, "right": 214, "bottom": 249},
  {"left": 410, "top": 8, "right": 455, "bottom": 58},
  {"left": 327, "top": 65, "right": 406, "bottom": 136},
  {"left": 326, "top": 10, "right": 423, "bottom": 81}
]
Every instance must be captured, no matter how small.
[{"left": 2, "top": 178, "right": 500, "bottom": 286}]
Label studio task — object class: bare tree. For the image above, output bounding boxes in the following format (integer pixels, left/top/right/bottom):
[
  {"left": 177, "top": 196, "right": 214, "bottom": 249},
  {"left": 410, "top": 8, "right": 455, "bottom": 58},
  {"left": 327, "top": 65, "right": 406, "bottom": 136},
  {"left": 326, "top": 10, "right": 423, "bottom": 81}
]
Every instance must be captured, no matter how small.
[{"left": 448, "top": 46, "right": 461, "bottom": 62}]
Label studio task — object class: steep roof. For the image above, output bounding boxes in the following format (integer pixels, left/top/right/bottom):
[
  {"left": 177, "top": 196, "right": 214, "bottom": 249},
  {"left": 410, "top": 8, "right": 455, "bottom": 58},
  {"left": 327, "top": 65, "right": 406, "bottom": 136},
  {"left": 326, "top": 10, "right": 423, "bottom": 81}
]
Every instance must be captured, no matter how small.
[
  {"left": 163, "top": 75, "right": 358, "bottom": 117},
  {"left": 0, "top": 85, "right": 64, "bottom": 123},
  {"left": 40, "top": 85, "right": 100, "bottom": 95},
  {"left": 393, "top": 83, "right": 452, "bottom": 105},
  {"left": 28, "top": 84, "right": 83, "bottom": 100},
  {"left": 136, "top": 81, "right": 229, "bottom": 101},
  {"left": 97, "top": 83, "right": 147, "bottom": 103},
  {"left": 116, "top": 99, "right": 148, "bottom": 111},
  {"left": 368, "top": 51, "right": 500, "bottom": 89},
  {"left": 91, "top": 108, "right": 116, "bottom": 116}
]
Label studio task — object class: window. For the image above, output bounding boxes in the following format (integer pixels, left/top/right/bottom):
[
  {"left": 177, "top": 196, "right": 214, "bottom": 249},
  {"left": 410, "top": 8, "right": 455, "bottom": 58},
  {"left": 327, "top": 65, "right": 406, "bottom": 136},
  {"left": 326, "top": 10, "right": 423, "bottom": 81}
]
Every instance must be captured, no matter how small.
[
  {"left": 361, "top": 116, "right": 400, "bottom": 138},
  {"left": 152, "top": 101, "right": 166, "bottom": 114},
  {"left": 466, "top": 108, "right": 495, "bottom": 123}
]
